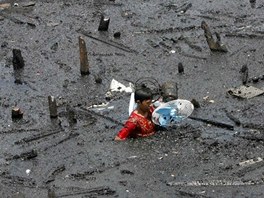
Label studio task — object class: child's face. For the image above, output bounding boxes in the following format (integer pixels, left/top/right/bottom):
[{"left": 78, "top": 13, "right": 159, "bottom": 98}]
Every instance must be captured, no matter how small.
[{"left": 139, "top": 99, "right": 152, "bottom": 112}]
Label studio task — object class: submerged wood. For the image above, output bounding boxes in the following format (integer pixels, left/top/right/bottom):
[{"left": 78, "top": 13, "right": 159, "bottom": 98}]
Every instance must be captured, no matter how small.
[
  {"left": 201, "top": 21, "right": 228, "bottom": 52},
  {"left": 98, "top": 15, "right": 110, "bottom": 31},
  {"left": 48, "top": 96, "right": 58, "bottom": 118},
  {"left": 79, "top": 36, "right": 90, "bottom": 75},
  {"left": 12, "top": 49, "right": 25, "bottom": 70}
]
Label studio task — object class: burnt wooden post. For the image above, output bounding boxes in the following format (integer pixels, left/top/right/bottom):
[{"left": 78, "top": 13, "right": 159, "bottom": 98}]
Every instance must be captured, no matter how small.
[
  {"left": 48, "top": 96, "right": 58, "bottom": 118},
  {"left": 79, "top": 36, "right": 90, "bottom": 75},
  {"left": 98, "top": 15, "right": 110, "bottom": 31},
  {"left": 240, "top": 64, "right": 248, "bottom": 85},
  {"left": 12, "top": 107, "right": 23, "bottom": 119},
  {"left": 178, "top": 62, "right": 184, "bottom": 74},
  {"left": 201, "top": 21, "right": 228, "bottom": 52},
  {"left": 12, "top": 49, "right": 25, "bottom": 70}
]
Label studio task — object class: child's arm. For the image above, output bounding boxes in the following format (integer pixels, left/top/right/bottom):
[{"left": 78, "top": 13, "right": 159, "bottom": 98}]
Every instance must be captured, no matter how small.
[{"left": 115, "top": 120, "right": 137, "bottom": 140}]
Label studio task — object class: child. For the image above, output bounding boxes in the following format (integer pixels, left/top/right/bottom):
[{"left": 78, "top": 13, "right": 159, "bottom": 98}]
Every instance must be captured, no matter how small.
[{"left": 115, "top": 86, "right": 156, "bottom": 140}]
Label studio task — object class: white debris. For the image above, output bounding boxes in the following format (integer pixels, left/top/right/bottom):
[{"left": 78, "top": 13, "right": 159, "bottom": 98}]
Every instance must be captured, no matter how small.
[
  {"left": 110, "top": 79, "right": 133, "bottom": 93},
  {"left": 26, "top": 169, "right": 31, "bottom": 175},
  {"left": 239, "top": 157, "right": 263, "bottom": 166}
]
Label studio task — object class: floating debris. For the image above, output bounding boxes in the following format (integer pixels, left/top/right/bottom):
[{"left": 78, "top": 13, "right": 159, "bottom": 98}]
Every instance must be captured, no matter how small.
[{"left": 227, "top": 85, "right": 264, "bottom": 99}]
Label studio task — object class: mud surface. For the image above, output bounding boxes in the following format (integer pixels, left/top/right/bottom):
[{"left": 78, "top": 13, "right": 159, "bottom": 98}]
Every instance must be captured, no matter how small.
[{"left": 1, "top": 0, "right": 264, "bottom": 197}]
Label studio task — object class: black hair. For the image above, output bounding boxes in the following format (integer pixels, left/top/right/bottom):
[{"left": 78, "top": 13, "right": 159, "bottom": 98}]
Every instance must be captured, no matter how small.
[{"left": 134, "top": 86, "right": 152, "bottom": 102}]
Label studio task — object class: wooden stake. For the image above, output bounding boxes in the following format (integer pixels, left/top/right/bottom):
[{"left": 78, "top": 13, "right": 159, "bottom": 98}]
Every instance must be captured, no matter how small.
[
  {"left": 48, "top": 96, "right": 58, "bottom": 118},
  {"left": 98, "top": 15, "right": 110, "bottom": 31},
  {"left": 79, "top": 36, "right": 90, "bottom": 75},
  {"left": 240, "top": 64, "right": 248, "bottom": 85},
  {"left": 12, "top": 107, "right": 23, "bottom": 119},
  {"left": 12, "top": 49, "right": 25, "bottom": 70},
  {"left": 201, "top": 21, "right": 228, "bottom": 52},
  {"left": 178, "top": 62, "right": 184, "bottom": 74}
]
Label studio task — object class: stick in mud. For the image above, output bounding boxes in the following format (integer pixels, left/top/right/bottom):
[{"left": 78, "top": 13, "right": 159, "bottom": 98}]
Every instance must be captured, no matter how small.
[
  {"left": 178, "top": 62, "right": 184, "bottom": 74},
  {"left": 11, "top": 107, "right": 23, "bottom": 119},
  {"left": 98, "top": 15, "right": 110, "bottom": 31},
  {"left": 240, "top": 64, "right": 248, "bottom": 85},
  {"left": 48, "top": 96, "right": 58, "bottom": 118},
  {"left": 12, "top": 49, "right": 25, "bottom": 70},
  {"left": 79, "top": 36, "right": 90, "bottom": 75},
  {"left": 189, "top": 116, "right": 234, "bottom": 130},
  {"left": 201, "top": 21, "right": 228, "bottom": 52}
]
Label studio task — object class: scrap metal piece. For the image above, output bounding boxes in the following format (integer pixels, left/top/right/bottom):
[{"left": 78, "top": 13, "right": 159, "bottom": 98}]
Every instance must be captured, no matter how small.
[{"left": 227, "top": 85, "right": 264, "bottom": 99}]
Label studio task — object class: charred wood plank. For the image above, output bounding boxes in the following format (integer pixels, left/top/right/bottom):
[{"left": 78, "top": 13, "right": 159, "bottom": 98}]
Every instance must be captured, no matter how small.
[
  {"left": 232, "top": 160, "right": 264, "bottom": 177},
  {"left": 242, "top": 123, "right": 264, "bottom": 131},
  {"left": 15, "top": 130, "right": 62, "bottom": 145},
  {"left": 44, "top": 165, "right": 66, "bottom": 184},
  {"left": 79, "top": 106, "right": 124, "bottom": 126},
  {"left": 57, "top": 186, "right": 116, "bottom": 197},
  {"left": 11, "top": 149, "right": 38, "bottom": 160},
  {"left": 0, "top": 11, "right": 36, "bottom": 27},
  {"left": 42, "top": 133, "right": 79, "bottom": 152},
  {"left": 77, "top": 29, "right": 138, "bottom": 53},
  {"left": 225, "top": 33, "right": 264, "bottom": 39},
  {"left": 201, "top": 21, "right": 228, "bottom": 52},
  {"left": 0, "top": 173, "right": 37, "bottom": 188},
  {"left": 189, "top": 116, "right": 234, "bottom": 130},
  {"left": 225, "top": 110, "right": 241, "bottom": 126}
]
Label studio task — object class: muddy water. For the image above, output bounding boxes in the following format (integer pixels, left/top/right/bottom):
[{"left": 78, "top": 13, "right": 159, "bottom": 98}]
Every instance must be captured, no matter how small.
[{"left": 1, "top": 0, "right": 264, "bottom": 197}]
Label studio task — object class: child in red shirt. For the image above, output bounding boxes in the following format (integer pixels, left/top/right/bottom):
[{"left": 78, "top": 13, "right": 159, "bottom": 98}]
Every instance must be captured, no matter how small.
[{"left": 115, "top": 86, "right": 156, "bottom": 140}]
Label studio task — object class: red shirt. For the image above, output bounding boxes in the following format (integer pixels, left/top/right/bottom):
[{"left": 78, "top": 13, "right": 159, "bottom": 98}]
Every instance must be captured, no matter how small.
[{"left": 117, "top": 107, "right": 155, "bottom": 140}]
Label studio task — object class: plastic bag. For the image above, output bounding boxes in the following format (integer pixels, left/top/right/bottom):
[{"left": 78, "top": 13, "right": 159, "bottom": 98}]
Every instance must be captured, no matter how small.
[{"left": 152, "top": 99, "right": 194, "bottom": 126}]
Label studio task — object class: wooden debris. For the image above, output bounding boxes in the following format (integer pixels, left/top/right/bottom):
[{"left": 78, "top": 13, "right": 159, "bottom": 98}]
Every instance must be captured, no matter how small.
[
  {"left": 42, "top": 133, "right": 79, "bottom": 152},
  {"left": 98, "top": 15, "right": 110, "bottom": 31},
  {"left": 21, "top": 1, "right": 36, "bottom": 7},
  {"left": 12, "top": 149, "right": 38, "bottom": 160},
  {"left": 189, "top": 116, "right": 234, "bottom": 130},
  {"left": 225, "top": 110, "right": 241, "bottom": 126},
  {"left": 12, "top": 107, "right": 23, "bottom": 119},
  {"left": 95, "top": 75, "right": 102, "bottom": 84},
  {"left": 178, "top": 62, "right": 184, "bottom": 74},
  {"left": 77, "top": 29, "right": 137, "bottom": 53},
  {"left": 190, "top": 99, "right": 200, "bottom": 108},
  {"left": 113, "top": 32, "right": 121, "bottom": 38},
  {"left": 57, "top": 186, "right": 116, "bottom": 197},
  {"left": 48, "top": 96, "right": 58, "bottom": 118},
  {"left": 79, "top": 36, "right": 90, "bottom": 75},
  {"left": 45, "top": 165, "right": 65, "bottom": 184},
  {"left": 15, "top": 130, "right": 61, "bottom": 145},
  {"left": 12, "top": 49, "right": 25, "bottom": 70},
  {"left": 177, "top": 3, "right": 192, "bottom": 13},
  {"left": 225, "top": 33, "right": 264, "bottom": 39},
  {"left": 240, "top": 64, "right": 248, "bottom": 85},
  {"left": 0, "top": 174, "right": 37, "bottom": 187},
  {"left": 227, "top": 85, "right": 264, "bottom": 99},
  {"left": 0, "top": 12, "right": 36, "bottom": 27},
  {"left": 201, "top": 21, "right": 228, "bottom": 52},
  {"left": 233, "top": 159, "right": 264, "bottom": 177}
]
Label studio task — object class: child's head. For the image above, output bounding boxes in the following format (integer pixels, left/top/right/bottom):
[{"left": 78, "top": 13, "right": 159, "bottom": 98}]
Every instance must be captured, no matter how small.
[{"left": 134, "top": 86, "right": 153, "bottom": 103}]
